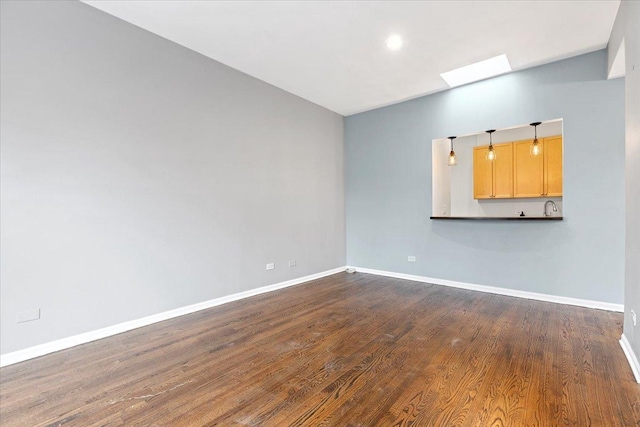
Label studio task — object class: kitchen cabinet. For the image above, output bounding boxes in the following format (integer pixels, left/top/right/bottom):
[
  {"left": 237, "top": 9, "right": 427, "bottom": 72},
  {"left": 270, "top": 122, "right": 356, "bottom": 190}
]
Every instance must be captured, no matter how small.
[
  {"left": 513, "top": 136, "right": 562, "bottom": 197},
  {"left": 473, "top": 143, "right": 513, "bottom": 199},
  {"left": 513, "top": 140, "right": 543, "bottom": 197},
  {"left": 544, "top": 136, "right": 563, "bottom": 196}
]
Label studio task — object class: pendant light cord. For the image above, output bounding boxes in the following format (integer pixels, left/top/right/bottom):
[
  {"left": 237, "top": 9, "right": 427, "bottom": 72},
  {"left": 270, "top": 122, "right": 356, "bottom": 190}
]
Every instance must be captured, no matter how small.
[{"left": 530, "top": 122, "right": 542, "bottom": 141}]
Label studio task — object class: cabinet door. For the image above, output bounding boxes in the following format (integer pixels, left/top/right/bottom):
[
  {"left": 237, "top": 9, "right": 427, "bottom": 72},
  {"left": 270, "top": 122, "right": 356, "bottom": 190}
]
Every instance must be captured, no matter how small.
[
  {"left": 493, "top": 143, "right": 514, "bottom": 198},
  {"left": 513, "top": 140, "right": 543, "bottom": 197},
  {"left": 544, "top": 136, "right": 563, "bottom": 196},
  {"left": 473, "top": 146, "right": 493, "bottom": 199}
]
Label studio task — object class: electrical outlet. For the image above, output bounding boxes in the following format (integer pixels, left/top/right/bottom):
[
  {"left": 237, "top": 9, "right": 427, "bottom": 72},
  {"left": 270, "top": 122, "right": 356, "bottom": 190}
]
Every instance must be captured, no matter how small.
[
  {"left": 16, "top": 309, "right": 40, "bottom": 323},
  {"left": 408, "top": 256, "right": 416, "bottom": 262},
  {"left": 632, "top": 310, "right": 637, "bottom": 326},
  {"left": 288, "top": 260, "right": 296, "bottom": 267},
  {"left": 266, "top": 263, "right": 275, "bottom": 270}
]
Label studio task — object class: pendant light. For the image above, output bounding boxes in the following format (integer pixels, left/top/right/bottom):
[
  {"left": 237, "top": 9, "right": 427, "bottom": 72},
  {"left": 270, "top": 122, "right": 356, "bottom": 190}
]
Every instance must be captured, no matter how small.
[
  {"left": 486, "top": 129, "right": 496, "bottom": 161},
  {"left": 447, "top": 136, "right": 457, "bottom": 166},
  {"left": 530, "top": 122, "right": 542, "bottom": 156}
]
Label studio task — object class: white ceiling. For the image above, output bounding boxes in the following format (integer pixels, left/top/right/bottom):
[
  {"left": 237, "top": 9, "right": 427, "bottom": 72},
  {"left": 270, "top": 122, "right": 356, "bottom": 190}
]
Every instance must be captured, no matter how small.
[{"left": 83, "top": 1, "right": 620, "bottom": 116}]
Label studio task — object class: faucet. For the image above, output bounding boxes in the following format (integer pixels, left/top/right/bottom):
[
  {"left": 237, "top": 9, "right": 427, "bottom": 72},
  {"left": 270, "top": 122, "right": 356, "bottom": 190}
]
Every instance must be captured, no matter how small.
[{"left": 544, "top": 200, "right": 558, "bottom": 217}]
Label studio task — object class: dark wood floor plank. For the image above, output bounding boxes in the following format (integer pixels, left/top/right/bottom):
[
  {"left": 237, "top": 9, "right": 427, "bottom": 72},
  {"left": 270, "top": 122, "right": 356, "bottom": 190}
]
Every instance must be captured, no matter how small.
[{"left": 1, "top": 272, "right": 639, "bottom": 426}]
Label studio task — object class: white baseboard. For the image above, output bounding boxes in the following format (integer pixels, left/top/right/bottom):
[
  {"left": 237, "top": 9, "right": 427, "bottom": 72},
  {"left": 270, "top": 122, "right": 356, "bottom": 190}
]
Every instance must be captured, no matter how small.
[
  {"left": 0, "top": 266, "right": 347, "bottom": 368},
  {"left": 2, "top": 265, "right": 623, "bottom": 368},
  {"left": 620, "top": 334, "right": 640, "bottom": 383},
  {"left": 349, "top": 266, "right": 624, "bottom": 313}
]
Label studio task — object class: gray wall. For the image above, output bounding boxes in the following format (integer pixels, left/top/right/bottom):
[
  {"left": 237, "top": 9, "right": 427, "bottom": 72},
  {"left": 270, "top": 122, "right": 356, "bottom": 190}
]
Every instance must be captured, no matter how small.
[
  {"left": 610, "top": 1, "right": 640, "bottom": 359},
  {"left": 0, "top": 1, "right": 345, "bottom": 355},
  {"left": 346, "top": 50, "right": 625, "bottom": 304}
]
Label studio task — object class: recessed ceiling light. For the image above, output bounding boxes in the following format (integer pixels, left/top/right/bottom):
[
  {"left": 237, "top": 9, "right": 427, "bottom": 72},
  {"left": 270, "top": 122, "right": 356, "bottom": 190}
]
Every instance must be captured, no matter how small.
[
  {"left": 440, "top": 54, "right": 512, "bottom": 87},
  {"left": 386, "top": 34, "right": 402, "bottom": 51}
]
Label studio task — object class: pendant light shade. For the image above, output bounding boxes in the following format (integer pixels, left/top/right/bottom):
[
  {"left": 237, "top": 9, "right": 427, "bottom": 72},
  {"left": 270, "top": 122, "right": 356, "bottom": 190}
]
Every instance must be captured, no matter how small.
[
  {"left": 486, "top": 130, "right": 496, "bottom": 161},
  {"left": 447, "top": 136, "right": 457, "bottom": 166},
  {"left": 530, "top": 122, "right": 542, "bottom": 156}
]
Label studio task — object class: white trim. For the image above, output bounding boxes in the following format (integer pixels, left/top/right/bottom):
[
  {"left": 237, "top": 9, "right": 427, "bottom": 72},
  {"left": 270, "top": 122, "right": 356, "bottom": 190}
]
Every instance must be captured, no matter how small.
[
  {"left": 348, "top": 266, "right": 624, "bottom": 312},
  {"left": 0, "top": 266, "right": 347, "bottom": 368},
  {"left": 620, "top": 334, "right": 640, "bottom": 383}
]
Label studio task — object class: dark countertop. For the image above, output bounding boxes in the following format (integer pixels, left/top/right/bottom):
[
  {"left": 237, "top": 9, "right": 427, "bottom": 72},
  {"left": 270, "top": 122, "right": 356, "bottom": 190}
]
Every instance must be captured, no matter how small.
[{"left": 430, "top": 216, "right": 563, "bottom": 221}]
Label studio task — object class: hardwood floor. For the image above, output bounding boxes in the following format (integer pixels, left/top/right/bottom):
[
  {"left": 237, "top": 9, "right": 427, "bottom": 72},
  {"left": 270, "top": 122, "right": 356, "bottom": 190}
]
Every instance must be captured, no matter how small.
[{"left": 1, "top": 272, "right": 639, "bottom": 426}]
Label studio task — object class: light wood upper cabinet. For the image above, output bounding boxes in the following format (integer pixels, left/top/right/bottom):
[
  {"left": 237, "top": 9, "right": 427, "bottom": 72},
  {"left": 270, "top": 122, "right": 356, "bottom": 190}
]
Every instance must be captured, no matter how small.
[
  {"left": 513, "top": 136, "right": 563, "bottom": 198},
  {"left": 473, "top": 143, "right": 513, "bottom": 199},
  {"left": 493, "top": 144, "right": 514, "bottom": 198},
  {"left": 544, "top": 136, "right": 563, "bottom": 196},
  {"left": 474, "top": 135, "right": 562, "bottom": 199},
  {"left": 513, "top": 140, "right": 544, "bottom": 197},
  {"left": 473, "top": 146, "right": 493, "bottom": 199}
]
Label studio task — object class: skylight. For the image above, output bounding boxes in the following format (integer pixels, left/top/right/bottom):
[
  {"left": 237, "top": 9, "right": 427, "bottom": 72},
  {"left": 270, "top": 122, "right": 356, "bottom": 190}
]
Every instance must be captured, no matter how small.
[{"left": 440, "top": 54, "right": 512, "bottom": 88}]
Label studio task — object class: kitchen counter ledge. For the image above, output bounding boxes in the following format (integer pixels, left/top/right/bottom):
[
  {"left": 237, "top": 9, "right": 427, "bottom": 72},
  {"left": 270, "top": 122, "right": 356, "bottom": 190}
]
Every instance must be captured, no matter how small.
[{"left": 430, "top": 216, "right": 563, "bottom": 221}]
